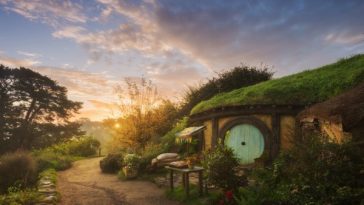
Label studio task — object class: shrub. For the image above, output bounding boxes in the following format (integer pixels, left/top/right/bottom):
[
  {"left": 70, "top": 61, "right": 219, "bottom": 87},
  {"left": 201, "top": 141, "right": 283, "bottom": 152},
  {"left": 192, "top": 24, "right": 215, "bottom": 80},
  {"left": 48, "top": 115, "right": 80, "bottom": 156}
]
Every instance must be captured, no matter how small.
[
  {"left": 33, "top": 136, "right": 100, "bottom": 171},
  {"left": 34, "top": 149, "right": 72, "bottom": 171},
  {"left": 68, "top": 137, "right": 100, "bottom": 157},
  {"left": 123, "top": 154, "right": 141, "bottom": 169},
  {"left": 0, "top": 188, "right": 39, "bottom": 205},
  {"left": 238, "top": 134, "right": 364, "bottom": 205},
  {"left": 0, "top": 151, "right": 37, "bottom": 193},
  {"left": 203, "top": 144, "right": 246, "bottom": 191},
  {"left": 99, "top": 153, "right": 123, "bottom": 173},
  {"left": 138, "top": 143, "right": 164, "bottom": 172},
  {"left": 179, "top": 65, "right": 273, "bottom": 117},
  {"left": 160, "top": 117, "right": 188, "bottom": 152}
]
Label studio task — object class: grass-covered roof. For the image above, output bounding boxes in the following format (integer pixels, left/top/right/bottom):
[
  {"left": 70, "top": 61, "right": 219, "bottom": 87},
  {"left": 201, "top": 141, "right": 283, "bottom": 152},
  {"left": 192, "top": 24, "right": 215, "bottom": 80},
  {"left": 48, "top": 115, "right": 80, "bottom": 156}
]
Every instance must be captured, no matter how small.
[{"left": 191, "top": 54, "right": 364, "bottom": 115}]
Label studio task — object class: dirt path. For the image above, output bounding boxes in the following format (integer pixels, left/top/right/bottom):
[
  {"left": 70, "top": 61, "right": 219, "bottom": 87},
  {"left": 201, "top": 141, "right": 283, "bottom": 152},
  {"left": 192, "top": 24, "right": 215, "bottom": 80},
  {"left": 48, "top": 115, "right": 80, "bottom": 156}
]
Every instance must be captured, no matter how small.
[{"left": 57, "top": 157, "right": 181, "bottom": 205}]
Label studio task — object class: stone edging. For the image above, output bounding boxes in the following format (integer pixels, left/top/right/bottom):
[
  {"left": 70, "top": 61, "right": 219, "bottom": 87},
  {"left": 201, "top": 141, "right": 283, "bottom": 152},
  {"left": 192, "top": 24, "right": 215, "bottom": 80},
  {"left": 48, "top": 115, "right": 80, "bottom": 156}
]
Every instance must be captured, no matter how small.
[{"left": 36, "top": 170, "right": 58, "bottom": 205}]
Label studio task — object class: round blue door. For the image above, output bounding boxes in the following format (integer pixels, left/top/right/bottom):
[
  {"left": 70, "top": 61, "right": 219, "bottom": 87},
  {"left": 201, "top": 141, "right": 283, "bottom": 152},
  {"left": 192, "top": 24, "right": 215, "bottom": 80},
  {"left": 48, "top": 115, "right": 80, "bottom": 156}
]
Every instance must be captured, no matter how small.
[{"left": 224, "top": 124, "right": 265, "bottom": 164}]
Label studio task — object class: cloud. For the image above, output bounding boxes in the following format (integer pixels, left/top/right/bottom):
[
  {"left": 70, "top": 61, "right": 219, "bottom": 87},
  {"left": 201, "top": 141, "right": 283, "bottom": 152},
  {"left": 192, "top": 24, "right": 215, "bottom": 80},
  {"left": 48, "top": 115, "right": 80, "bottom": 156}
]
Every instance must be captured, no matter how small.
[
  {"left": 150, "top": 0, "right": 364, "bottom": 75},
  {"left": 0, "top": 54, "right": 40, "bottom": 67},
  {"left": 32, "top": 66, "right": 116, "bottom": 97},
  {"left": 48, "top": 0, "right": 364, "bottom": 92},
  {"left": 0, "top": 0, "right": 87, "bottom": 26},
  {"left": 325, "top": 32, "right": 364, "bottom": 45},
  {"left": 52, "top": 24, "right": 162, "bottom": 55},
  {"left": 2, "top": 0, "right": 364, "bottom": 121},
  {"left": 17, "top": 50, "right": 42, "bottom": 58},
  {"left": 3, "top": 0, "right": 364, "bottom": 76}
]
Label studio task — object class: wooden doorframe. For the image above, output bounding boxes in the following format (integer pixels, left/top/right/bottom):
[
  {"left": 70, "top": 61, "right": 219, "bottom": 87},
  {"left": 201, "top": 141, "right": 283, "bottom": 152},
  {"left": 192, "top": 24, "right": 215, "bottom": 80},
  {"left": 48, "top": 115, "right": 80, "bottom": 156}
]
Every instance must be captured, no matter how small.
[{"left": 217, "top": 116, "right": 273, "bottom": 164}]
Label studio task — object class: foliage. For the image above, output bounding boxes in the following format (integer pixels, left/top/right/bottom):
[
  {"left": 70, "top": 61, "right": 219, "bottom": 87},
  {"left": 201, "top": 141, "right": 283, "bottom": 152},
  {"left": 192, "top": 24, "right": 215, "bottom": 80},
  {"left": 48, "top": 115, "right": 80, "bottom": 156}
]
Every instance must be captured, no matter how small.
[
  {"left": 105, "top": 99, "right": 179, "bottom": 153},
  {"left": 213, "top": 190, "right": 236, "bottom": 205},
  {"left": 116, "top": 76, "right": 159, "bottom": 115},
  {"left": 138, "top": 143, "right": 164, "bottom": 172},
  {"left": 0, "top": 151, "right": 37, "bottom": 193},
  {"left": 67, "top": 137, "right": 100, "bottom": 157},
  {"left": 34, "top": 149, "right": 73, "bottom": 171},
  {"left": 99, "top": 153, "right": 123, "bottom": 173},
  {"left": 179, "top": 65, "right": 273, "bottom": 117},
  {"left": 123, "top": 154, "right": 141, "bottom": 169},
  {"left": 0, "top": 187, "right": 39, "bottom": 205},
  {"left": 192, "top": 54, "right": 364, "bottom": 114},
  {"left": 203, "top": 144, "right": 246, "bottom": 191},
  {"left": 237, "top": 135, "right": 364, "bottom": 205},
  {"left": 185, "top": 154, "right": 200, "bottom": 168},
  {"left": 0, "top": 65, "right": 83, "bottom": 154},
  {"left": 78, "top": 118, "right": 112, "bottom": 154},
  {"left": 34, "top": 137, "right": 100, "bottom": 171},
  {"left": 160, "top": 117, "right": 188, "bottom": 152},
  {"left": 38, "top": 168, "right": 57, "bottom": 184},
  {"left": 166, "top": 185, "right": 221, "bottom": 205}
]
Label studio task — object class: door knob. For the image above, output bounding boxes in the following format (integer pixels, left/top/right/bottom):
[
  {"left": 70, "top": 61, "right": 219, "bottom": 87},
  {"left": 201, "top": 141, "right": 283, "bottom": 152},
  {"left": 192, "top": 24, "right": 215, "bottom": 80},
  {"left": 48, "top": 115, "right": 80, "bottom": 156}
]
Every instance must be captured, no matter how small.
[{"left": 241, "top": 141, "right": 246, "bottom": 146}]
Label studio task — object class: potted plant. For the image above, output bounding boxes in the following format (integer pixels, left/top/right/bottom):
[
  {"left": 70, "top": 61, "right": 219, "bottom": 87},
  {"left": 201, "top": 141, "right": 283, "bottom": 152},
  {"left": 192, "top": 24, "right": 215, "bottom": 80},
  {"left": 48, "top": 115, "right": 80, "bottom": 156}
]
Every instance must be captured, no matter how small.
[
  {"left": 185, "top": 154, "right": 199, "bottom": 169},
  {"left": 122, "top": 154, "right": 140, "bottom": 179}
]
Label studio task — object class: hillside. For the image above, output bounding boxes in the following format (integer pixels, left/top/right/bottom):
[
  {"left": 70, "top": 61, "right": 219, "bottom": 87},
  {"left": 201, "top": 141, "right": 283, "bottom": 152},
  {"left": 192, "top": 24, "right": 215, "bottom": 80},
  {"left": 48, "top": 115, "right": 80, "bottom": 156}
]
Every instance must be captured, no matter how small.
[{"left": 191, "top": 54, "right": 364, "bottom": 115}]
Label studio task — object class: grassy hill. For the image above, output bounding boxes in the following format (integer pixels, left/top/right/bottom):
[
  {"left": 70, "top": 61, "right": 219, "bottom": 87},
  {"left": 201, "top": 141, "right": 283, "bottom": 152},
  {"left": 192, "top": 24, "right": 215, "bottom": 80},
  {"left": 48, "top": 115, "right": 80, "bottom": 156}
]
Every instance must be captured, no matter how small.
[{"left": 191, "top": 54, "right": 364, "bottom": 115}]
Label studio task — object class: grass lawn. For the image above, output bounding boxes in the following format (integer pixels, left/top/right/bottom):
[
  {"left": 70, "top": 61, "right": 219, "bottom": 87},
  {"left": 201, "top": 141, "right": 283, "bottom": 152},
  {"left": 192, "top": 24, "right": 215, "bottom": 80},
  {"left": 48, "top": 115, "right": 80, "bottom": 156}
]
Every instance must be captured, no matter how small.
[{"left": 191, "top": 54, "right": 364, "bottom": 114}]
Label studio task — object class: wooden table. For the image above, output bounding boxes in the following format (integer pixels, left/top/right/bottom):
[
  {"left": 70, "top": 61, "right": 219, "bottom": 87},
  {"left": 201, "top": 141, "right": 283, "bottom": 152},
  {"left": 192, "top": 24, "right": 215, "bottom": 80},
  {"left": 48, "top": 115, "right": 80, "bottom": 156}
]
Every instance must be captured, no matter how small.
[{"left": 165, "top": 166, "right": 204, "bottom": 197}]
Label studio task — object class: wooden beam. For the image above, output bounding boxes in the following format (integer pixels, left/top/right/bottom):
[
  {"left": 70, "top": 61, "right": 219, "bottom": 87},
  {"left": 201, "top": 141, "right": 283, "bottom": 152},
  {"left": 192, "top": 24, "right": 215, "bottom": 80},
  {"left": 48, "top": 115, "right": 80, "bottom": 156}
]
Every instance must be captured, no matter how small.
[{"left": 211, "top": 117, "right": 218, "bottom": 148}]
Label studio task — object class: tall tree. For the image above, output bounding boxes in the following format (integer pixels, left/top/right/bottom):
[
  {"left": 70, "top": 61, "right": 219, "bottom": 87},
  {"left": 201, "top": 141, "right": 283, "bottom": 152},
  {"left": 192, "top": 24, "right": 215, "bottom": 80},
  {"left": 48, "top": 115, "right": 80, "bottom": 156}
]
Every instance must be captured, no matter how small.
[
  {"left": 0, "top": 65, "right": 83, "bottom": 153},
  {"left": 105, "top": 77, "right": 178, "bottom": 152}
]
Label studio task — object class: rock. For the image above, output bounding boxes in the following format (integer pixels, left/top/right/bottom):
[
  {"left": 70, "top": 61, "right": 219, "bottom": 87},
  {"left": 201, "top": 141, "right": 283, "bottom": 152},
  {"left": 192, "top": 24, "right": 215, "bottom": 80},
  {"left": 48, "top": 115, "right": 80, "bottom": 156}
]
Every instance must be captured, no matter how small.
[
  {"left": 39, "top": 184, "right": 56, "bottom": 189},
  {"left": 38, "top": 187, "right": 56, "bottom": 194},
  {"left": 39, "top": 195, "right": 57, "bottom": 203},
  {"left": 39, "top": 180, "right": 52, "bottom": 186}
]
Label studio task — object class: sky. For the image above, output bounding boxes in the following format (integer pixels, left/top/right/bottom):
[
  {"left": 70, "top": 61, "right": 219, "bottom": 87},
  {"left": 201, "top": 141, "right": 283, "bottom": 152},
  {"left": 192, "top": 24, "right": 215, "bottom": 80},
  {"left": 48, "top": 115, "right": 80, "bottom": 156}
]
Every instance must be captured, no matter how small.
[{"left": 0, "top": 0, "right": 364, "bottom": 121}]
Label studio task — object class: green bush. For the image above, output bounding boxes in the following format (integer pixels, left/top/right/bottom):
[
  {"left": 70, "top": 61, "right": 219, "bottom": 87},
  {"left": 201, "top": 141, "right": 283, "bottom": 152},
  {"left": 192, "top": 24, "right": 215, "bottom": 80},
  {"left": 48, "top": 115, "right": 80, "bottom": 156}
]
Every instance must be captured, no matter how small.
[
  {"left": 38, "top": 168, "right": 57, "bottom": 184},
  {"left": 238, "top": 135, "right": 364, "bottom": 205},
  {"left": 0, "top": 151, "right": 38, "bottom": 193},
  {"left": 160, "top": 117, "right": 188, "bottom": 152},
  {"left": 34, "top": 149, "right": 72, "bottom": 171},
  {"left": 99, "top": 153, "right": 123, "bottom": 173},
  {"left": 139, "top": 143, "right": 164, "bottom": 172},
  {"left": 203, "top": 144, "right": 246, "bottom": 191},
  {"left": 0, "top": 187, "right": 39, "bottom": 205},
  {"left": 179, "top": 65, "right": 273, "bottom": 117},
  {"left": 123, "top": 154, "right": 141, "bottom": 169},
  {"left": 33, "top": 136, "right": 100, "bottom": 171},
  {"left": 68, "top": 137, "right": 100, "bottom": 157}
]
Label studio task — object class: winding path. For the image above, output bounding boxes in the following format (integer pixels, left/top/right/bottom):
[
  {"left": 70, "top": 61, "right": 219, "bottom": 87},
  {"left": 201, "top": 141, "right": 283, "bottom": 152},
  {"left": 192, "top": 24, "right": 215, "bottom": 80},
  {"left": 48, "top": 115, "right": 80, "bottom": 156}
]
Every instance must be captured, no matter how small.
[{"left": 57, "top": 157, "right": 180, "bottom": 205}]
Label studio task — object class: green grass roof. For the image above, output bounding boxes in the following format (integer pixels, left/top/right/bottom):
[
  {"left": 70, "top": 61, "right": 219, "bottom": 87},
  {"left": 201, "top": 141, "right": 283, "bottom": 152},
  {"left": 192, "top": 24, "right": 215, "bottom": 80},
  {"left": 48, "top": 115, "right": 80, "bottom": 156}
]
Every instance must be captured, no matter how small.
[{"left": 191, "top": 54, "right": 364, "bottom": 115}]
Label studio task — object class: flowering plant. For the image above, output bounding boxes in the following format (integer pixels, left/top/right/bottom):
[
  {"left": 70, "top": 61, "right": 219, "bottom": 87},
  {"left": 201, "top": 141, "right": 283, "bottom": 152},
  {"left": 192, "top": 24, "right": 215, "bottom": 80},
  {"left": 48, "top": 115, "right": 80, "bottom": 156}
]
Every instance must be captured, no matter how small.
[
  {"left": 185, "top": 154, "right": 199, "bottom": 168},
  {"left": 123, "top": 154, "right": 141, "bottom": 169},
  {"left": 217, "top": 190, "right": 235, "bottom": 205}
]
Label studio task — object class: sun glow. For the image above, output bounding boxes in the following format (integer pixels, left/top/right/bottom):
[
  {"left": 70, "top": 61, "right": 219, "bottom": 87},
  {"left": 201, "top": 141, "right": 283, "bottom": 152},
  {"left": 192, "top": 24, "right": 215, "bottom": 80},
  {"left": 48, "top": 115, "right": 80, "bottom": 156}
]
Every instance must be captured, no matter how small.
[{"left": 114, "top": 123, "right": 121, "bottom": 129}]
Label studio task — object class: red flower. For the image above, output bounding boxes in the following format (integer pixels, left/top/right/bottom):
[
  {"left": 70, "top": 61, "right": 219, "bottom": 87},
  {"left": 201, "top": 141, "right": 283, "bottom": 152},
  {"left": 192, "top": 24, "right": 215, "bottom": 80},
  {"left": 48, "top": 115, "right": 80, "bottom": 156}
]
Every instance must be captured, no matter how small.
[{"left": 225, "top": 190, "right": 233, "bottom": 201}]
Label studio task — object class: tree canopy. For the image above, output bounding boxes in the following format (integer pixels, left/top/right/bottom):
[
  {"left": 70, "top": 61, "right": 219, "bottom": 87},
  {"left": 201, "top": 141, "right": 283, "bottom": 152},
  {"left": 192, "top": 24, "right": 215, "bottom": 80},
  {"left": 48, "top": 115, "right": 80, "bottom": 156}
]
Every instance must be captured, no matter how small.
[
  {"left": 105, "top": 77, "right": 178, "bottom": 152},
  {"left": 0, "top": 65, "right": 83, "bottom": 153}
]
